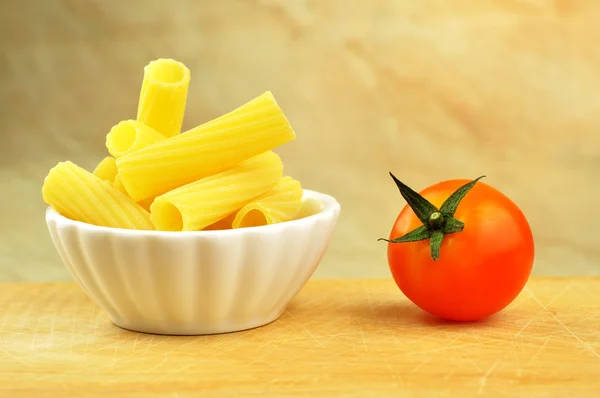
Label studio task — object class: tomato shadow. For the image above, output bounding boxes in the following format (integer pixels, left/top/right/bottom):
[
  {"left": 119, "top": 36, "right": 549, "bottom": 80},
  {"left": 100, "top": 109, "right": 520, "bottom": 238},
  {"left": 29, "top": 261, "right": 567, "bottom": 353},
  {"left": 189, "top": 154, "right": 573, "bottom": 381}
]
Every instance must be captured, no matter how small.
[{"left": 345, "top": 301, "right": 499, "bottom": 328}]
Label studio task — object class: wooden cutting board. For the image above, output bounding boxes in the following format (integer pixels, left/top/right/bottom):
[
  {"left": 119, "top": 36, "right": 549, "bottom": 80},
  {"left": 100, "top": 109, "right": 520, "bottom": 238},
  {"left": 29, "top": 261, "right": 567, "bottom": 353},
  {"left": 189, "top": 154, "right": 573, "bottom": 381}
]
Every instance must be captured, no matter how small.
[{"left": 0, "top": 278, "right": 599, "bottom": 397}]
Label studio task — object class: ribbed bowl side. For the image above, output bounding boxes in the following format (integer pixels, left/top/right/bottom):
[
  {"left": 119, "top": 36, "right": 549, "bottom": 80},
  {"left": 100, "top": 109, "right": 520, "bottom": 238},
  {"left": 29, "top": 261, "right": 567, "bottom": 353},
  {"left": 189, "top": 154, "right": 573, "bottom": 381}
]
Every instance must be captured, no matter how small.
[{"left": 46, "top": 191, "right": 340, "bottom": 335}]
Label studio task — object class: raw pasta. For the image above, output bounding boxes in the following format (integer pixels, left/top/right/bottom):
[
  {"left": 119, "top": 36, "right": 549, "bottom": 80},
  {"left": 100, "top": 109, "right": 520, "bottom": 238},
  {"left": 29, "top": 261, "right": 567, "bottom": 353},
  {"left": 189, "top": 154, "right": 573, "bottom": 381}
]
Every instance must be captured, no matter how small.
[
  {"left": 294, "top": 197, "right": 324, "bottom": 220},
  {"left": 151, "top": 151, "right": 283, "bottom": 231},
  {"left": 43, "top": 58, "right": 307, "bottom": 232},
  {"left": 232, "top": 176, "right": 303, "bottom": 229},
  {"left": 92, "top": 156, "right": 118, "bottom": 182},
  {"left": 42, "top": 161, "right": 153, "bottom": 230},
  {"left": 113, "top": 174, "right": 127, "bottom": 194},
  {"left": 136, "top": 58, "right": 190, "bottom": 138},
  {"left": 106, "top": 120, "right": 166, "bottom": 158},
  {"left": 114, "top": 173, "right": 154, "bottom": 212},
  {"left": 117, "top": 91, "right": 296, "bottom": 202},
  {"left": 203, "top": 213, "right": 235, "bottom": 231},
  {"left": 138, "top": 197, "right": 154, "bottom": 212}
]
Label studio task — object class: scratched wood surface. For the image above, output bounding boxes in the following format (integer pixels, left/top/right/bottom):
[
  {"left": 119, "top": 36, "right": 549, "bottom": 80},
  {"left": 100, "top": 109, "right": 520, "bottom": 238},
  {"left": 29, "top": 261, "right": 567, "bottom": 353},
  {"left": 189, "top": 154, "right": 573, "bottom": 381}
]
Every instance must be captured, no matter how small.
[{"left": 0, "top": 279, "right": 599, "bottom": 397}]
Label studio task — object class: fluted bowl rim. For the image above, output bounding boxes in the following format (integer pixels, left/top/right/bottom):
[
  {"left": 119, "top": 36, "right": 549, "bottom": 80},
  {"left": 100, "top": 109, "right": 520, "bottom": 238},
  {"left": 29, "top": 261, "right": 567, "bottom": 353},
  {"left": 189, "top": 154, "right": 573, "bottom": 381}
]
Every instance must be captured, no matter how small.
[{"left": 45, "top": 189, "right": 340, "bottom": 237}]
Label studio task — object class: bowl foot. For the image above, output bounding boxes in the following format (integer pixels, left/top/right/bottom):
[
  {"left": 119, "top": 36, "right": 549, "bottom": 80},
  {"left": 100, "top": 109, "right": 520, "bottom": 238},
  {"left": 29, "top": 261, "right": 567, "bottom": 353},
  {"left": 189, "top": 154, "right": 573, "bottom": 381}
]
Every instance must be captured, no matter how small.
[{"left": 109, "top": 311, "right": 285, "bottom": 336}]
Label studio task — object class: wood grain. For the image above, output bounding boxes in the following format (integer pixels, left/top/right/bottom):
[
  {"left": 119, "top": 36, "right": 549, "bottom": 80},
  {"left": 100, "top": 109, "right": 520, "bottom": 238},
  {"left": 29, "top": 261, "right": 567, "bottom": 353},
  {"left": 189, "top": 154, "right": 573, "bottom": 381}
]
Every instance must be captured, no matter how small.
[
  {"left": 1, "top": 0, "right": 600, "bottom": 280},
  {"left": 0, "top": 279, "right": 599, "bottom": 397}
]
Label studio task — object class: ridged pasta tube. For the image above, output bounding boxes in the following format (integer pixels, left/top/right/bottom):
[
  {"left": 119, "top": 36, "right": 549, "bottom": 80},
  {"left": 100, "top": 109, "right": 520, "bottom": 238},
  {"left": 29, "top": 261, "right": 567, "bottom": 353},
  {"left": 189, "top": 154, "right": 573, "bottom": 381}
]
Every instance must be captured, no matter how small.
[
  {"left": 232, "top": 176, "right": 303, "bottom": 228},
  {"left": 151, "top": 151, "right": 283, "bottom": 231},
  {"left": 117, "top": 91, "right": 295, "bottom": 202},
  {"left": 136, "top": 58, "right": 190, "bottom": 138},
  {"left": 43, "top": 161, "right": 153, "bottom": 230},
  {"left": 92, "top": 156, "right": 118, "bottom": 182},
  {"left": 106, "top": 120, "right": 166, "bottom": 158}
]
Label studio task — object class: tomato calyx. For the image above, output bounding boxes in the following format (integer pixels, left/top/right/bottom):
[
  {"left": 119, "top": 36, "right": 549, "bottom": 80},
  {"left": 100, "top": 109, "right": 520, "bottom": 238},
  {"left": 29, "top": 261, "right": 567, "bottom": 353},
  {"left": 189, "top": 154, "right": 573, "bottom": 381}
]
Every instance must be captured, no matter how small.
[{"left": 379, "top": 173, "right": 486, "bottom": 261}]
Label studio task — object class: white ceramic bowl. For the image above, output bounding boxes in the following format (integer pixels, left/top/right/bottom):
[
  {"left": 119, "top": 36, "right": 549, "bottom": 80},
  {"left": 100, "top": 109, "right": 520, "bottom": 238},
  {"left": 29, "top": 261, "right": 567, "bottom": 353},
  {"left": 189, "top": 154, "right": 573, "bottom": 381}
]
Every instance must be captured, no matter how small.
[{"left": 46, "top": 189, "right": 340, "bottom": 335}]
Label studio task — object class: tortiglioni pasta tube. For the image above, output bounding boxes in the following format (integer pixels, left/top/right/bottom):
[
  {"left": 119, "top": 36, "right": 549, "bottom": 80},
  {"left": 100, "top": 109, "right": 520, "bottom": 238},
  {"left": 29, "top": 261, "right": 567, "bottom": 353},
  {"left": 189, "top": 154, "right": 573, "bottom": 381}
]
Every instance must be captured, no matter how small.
[
  {"left": 202, "top": 213, "right": 235, "bottom": 231},
  {"left": 138, "top": 197, "right": 155, "bottom": 212},
  {"left": 232, "top": 176, "right": 303, "bottom": 229},
  {"left": 113, "top": 172, "right": 154, "bottom": 212},
  {"left": 117, "top": 91, "right": 296, "bottom": 202},
  {"left": 106, "top": 120, "right": 166, "bottom": 158},
  {"left": 113, "top": 174, "right": 128, "bottom": 194},
  {"left": 151, "top": 151, "right": 283, "bottom": 231},
  {"left": 92, "top": 156, "right": 118, "bottom": 182},
  {"left": 42, "top": 161, "right": 153, "bottom": 230},
  {"left": 136, "top": 58, "right": 190, "bottom": 138}
]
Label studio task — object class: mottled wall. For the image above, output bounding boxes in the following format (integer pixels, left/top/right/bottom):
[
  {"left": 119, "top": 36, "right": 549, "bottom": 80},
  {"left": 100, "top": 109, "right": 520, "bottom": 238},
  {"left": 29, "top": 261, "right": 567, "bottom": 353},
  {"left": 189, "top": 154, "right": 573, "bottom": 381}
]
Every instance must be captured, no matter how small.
[{"left": 1, "top": 0, "right": 599, "bottom": 281}]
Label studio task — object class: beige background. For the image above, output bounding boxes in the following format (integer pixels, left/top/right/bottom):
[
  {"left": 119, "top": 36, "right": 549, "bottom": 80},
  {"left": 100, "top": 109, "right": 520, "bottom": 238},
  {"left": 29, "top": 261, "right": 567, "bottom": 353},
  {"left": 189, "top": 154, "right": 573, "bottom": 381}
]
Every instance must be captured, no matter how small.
[{"left": 1, "top": 0, "right": 599, "bottom": 282}]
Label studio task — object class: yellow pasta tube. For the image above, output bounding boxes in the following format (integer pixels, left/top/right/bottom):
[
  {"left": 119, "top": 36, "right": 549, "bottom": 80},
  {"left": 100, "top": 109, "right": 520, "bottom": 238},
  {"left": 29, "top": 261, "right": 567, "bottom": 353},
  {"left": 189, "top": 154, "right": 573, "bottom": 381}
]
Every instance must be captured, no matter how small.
[
  {"left": 151, "top": 151, "right": 283, "bottom": 231},
  {"left": 136, "top": 58, "right": 190, "bottom": 138},
  {"left": 232, "top": 176, "right": 303, "bottom": 229},
  {"left": 113, "top": 174, "right": 128, "bottom": 194},
  {"left": 294, "top": 197, "right": 324, "bottom": 220},
  {"left": 92, "top": 156, "right": 118, "bottom": 182},
  {"left": 42, "top": 161, "right": 153, "bottom": 230},
  {"left": 114, "top": 173, "right": 154, "bottom": 211},
  {"left": 203, "top": 176, "right": 301, "bottom": 230},
  {"left": 203, "top": 213, "right": 235, "bottom": 231},
  {"left": 117, "top": 91, "right": 296, "bottom": 202},
  {"left": 106, "top": 120, "right": 166, "bottom": 158},
  {"left": 138, "top": 197, "right": 154, "bottom": 212}
]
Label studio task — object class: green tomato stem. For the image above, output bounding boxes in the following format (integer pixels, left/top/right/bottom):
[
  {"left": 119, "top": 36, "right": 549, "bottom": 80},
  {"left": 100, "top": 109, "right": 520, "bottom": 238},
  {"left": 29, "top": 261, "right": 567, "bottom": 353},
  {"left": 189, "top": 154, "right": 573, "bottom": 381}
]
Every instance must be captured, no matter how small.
[{"left": 380, "top": 173, "right": 485, "bottom": 261}]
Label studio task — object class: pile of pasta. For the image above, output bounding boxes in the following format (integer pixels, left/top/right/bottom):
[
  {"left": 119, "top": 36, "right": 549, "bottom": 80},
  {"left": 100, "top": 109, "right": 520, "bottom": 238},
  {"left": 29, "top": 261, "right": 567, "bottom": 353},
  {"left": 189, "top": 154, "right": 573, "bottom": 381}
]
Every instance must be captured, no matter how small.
[{"left": 42, "top": 58, "right": 304, "bottom": 231}]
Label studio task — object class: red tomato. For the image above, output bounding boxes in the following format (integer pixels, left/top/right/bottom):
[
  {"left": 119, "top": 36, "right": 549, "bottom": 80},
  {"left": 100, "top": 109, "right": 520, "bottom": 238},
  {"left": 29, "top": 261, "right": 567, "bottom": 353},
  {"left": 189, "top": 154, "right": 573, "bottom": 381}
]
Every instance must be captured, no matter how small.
[{"left": 386, "top": 177, "right": 534, "bottom": 321}]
